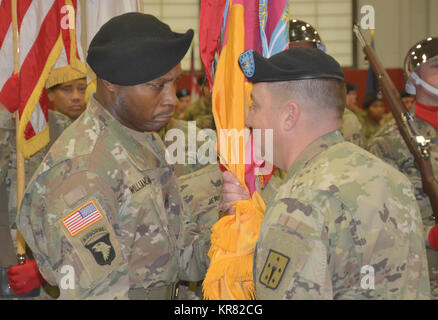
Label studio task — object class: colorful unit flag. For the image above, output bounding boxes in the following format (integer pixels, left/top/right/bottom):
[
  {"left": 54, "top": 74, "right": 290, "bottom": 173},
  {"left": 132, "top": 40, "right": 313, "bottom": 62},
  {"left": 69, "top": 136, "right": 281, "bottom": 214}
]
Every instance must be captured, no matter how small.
[{"left": 200, "top": 0, "right": 289, "bottom": 300}]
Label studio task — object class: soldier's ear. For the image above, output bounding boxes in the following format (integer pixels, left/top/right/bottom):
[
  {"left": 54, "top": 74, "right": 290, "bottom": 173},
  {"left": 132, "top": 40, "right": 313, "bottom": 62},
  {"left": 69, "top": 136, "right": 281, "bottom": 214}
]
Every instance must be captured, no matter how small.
[
  {"left": 47, "top": 89, "right": 55, "bottom": 102},
  {"left": 283, "top": 102, "right": 300, "bottom": 131}
]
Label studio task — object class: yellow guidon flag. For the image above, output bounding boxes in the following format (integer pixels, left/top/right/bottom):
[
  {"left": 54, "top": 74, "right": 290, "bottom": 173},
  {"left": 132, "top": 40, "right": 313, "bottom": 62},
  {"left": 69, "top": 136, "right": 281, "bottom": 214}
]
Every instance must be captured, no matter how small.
[{"left": 200, "top": 0, "right": 289, "bottom": 299}]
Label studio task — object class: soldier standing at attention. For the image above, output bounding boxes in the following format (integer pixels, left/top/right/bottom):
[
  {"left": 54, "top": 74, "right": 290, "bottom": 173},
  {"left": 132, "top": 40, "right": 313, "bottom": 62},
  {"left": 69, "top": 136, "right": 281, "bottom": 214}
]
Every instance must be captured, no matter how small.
[
  {"left": 1, "top": 64, "right": 86, "bottom": 299},
  {"left": 182, "top": 75, "right": 214, "bottom": 129},
  {"left": 288, "top": 19, "right": 365, "bottom": 148},
  {"left": 16, "top": 13, "right": 212, "bottom": 299},
  {"left": 175, "top": 88, "right": 191, "bottom": 119},
  {"left": 368, "top": 37, "right": 438, "bottom": 298},
  {"left": 359, "top": 91, "right": 386, "bottom": 145},
  {"left": 220, "top": 47, "right": 430, "bottom": 299}
]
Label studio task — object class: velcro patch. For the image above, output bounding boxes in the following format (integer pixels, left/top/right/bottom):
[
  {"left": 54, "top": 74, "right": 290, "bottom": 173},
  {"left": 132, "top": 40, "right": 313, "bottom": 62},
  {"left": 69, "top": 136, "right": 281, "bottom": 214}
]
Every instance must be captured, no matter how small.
[
  {"left": 238, "top": 49, "right": 255, "bottom": 78},
  {"left": 62, "top": 201, "right": 103, "bottom": 236},
  {"left": 259, "top": 249, "right": 290, "bottom": 289}
]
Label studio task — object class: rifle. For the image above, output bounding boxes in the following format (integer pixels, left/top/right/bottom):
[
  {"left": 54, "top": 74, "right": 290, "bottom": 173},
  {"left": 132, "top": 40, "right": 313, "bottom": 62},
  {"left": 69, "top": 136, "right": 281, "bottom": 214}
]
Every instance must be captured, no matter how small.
[{"left": 353, "top": 25, "right": 438, "bottom": 224}]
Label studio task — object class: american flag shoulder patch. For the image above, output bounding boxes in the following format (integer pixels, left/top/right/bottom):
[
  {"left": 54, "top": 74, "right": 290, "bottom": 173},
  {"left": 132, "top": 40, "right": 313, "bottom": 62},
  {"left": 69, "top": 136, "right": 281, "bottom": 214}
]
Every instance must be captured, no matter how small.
[{"left": 62, "top": 201, "right": 103, "bottom": 236}]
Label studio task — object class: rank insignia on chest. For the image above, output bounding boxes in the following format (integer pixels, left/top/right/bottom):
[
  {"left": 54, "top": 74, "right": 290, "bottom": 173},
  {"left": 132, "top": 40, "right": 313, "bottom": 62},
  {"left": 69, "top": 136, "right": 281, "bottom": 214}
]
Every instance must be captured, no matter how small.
[{"left": 259, "top": 249, "right": 290, "bottom": 289}]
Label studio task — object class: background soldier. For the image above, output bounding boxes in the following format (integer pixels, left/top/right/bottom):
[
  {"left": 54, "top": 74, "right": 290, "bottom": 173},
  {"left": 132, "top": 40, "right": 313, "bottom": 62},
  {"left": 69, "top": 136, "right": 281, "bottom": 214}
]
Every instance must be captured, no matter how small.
[
  {"left": 1, "top": 64, "right": 86, "bottom": 299},
  {"left": 368, "top": 37, "right": 438, "bottom": 297},
  {"left": 359, "top": 91, "right": 386, "bottom": 145},
  {"left": 175, "top": 88, "right": 191, "bottom": 119},
  {"left": 288, "top": 19, "right": 365, "bottom": 148},
  {"left": 221, "top": 47, "right": 430, "bottom": 299}
]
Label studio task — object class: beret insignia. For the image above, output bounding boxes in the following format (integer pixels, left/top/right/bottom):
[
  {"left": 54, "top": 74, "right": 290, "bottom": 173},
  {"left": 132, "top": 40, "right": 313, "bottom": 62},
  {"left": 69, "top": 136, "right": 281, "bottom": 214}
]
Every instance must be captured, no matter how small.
[{"left": 238, "top": 50, "right": 256, "bottom": 78}]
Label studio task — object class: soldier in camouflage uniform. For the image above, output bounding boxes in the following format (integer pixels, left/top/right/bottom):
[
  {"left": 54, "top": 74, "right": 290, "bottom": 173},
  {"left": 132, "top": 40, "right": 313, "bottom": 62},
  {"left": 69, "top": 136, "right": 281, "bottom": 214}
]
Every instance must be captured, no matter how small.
[
  {"left": 157, "top": 118, "right": 217, "bottom": 177},
  {"left": 1, "top": 62, "right": 86, "bottom": 298},
  {"left": 17, "top": 13, "right": 215, "bottom": 300},
  {"left": 359, "top": 91, "right": 386, "bottom": 146},
  {"left": 220, "top": 47, "right": 430, "bottom": 299},
  {"left": 368, "top": 37, "right": 438, "bottom": 297}
]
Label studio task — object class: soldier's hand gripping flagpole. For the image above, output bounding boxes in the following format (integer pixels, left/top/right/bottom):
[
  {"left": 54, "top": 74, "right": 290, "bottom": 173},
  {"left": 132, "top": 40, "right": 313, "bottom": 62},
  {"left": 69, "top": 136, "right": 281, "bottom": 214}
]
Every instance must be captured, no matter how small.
[
  {"left": 11, "top": 0, "right": 26, "bottom": 265},
  {"left": 353, "top": 25, "right": 438, "bottom": 224},
  {"left": 5, "top": 0, "right": 44, "bottom": 297}
]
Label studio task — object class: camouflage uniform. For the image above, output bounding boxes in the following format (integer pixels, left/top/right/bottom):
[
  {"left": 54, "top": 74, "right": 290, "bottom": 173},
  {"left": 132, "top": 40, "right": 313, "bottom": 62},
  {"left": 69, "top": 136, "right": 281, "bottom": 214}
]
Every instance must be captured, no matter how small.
[
  {"left": 16, "top": 96, "right": 212, "bottom": 299},
  {"left": 358, "top": 115, "right": 383, "bottom": 147},
  {"left": 368, "top": 115, "right": 438, "bottom": 297},
  {"left": 341, "top": 108, "right": 365, "bottom": 148},
  {"left": 350, "top": 106, "right": 366, "bottom": 122},
  {"left": 182, "top": 97, "right": 214, "bottom": 129},
  {"left": 0, "top": 108, "right": 71, "bottom": 299},
  {"left": 254, "top": 130, "right": 430, "bottom": 299},
  {"left": 0, "top": 109, "right": 71, "bottom": 241}
]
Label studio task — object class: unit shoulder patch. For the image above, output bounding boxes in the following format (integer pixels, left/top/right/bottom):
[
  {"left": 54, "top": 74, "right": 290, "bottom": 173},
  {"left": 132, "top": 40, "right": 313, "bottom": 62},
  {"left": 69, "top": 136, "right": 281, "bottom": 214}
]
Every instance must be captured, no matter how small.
[
  {"left": 62, "top": 200, "right": 103, "bottom": 236},
  {"left": 259, "top": 249, "right": 290, "bottom": 289},
  {"left": 81, "top": 227, "right": 116, "bottom": 266}
]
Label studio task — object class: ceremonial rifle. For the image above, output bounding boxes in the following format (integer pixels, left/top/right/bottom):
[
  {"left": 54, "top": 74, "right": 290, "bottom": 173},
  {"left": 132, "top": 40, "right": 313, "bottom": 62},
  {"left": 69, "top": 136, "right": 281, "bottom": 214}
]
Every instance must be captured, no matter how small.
[{"left": 353, "top": 25, "right": 438, "bottom": 224}]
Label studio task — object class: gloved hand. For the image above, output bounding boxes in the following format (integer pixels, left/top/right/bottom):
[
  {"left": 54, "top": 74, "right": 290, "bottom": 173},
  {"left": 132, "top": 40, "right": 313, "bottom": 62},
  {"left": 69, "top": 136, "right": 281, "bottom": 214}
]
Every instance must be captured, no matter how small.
[
  {"left": 6, "top": 259, "right": 45, "bottom": 295},
  {"left": 429, "top": 224, "right": 438, "bottom": 251}
]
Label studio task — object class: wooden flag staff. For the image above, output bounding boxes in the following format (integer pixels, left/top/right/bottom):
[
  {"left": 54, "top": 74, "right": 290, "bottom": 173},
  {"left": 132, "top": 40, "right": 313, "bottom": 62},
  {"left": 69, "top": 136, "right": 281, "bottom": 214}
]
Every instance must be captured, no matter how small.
[{"left": 12, "top": 0, "right": 27, "bottom": 263}]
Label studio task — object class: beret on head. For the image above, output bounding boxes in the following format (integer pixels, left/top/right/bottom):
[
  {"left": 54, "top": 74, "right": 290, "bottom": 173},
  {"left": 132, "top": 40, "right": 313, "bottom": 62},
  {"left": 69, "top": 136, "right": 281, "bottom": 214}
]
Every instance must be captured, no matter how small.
[
  {"left": 87, "top": 12, "right": 194, "bottom": 86},
  {"left": 238, "top": 47, "right": 344, "bottom": 83},
  {"left": 362, "top": 91, "right": 382, "bottom": 109}
]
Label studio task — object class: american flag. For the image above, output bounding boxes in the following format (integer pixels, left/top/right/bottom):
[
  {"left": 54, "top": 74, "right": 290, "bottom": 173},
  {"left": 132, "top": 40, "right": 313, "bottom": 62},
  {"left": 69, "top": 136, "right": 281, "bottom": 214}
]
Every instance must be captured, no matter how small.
[
  {"left": 0, "top": 0, "right": 86, "bottom": 158},
  {"left": 62, "top": 201, "right": 103, "bottom": 236}
]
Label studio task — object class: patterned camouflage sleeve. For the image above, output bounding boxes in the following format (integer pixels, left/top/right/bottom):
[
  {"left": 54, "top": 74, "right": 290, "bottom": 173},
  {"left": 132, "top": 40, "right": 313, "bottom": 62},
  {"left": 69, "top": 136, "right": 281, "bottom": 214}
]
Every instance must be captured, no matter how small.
[
  {"left": 176, "top": 164, "right": 223, "bottom": 281},
  {"left": 368, "top": 122, "right": 436, "bottom": 228},
  {"left": 17, "top": 169, "right": 129, "bottom": 300}
]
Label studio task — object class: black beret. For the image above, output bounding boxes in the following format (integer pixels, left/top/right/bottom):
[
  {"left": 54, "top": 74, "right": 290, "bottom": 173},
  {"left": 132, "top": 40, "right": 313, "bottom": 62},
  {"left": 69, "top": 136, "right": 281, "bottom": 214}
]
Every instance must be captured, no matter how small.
[
  {"left": 177, "top": 89, "right": 190, "bottom": 98},
  {"left": 87, "top": 13, "right": 194, "bottom": 86},
  {"left": 362, "top": 91, "right": 382, "bottom": 109},
  {"left": 238, "top": 47, "right": 344, "bottom": 83}
]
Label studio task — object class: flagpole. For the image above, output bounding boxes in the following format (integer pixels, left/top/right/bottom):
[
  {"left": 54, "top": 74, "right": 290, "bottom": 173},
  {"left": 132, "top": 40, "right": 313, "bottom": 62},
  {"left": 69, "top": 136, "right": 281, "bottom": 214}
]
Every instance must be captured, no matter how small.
[{"left": 12, "top": 0, "right": 27, "bottom": 264}]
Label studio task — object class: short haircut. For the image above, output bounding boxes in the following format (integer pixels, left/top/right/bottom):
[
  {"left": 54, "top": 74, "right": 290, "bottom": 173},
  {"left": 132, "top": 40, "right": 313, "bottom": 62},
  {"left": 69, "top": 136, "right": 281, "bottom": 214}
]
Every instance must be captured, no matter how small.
[{"left": 266, "top": 78, "right": 346, "bottom": 120}]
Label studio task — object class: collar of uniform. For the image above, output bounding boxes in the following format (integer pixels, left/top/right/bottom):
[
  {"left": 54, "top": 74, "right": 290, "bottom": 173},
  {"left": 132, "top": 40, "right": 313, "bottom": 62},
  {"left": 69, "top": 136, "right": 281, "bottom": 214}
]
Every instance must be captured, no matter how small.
[
  {"left": 283, "top": 130, "right": 344, "bottom": 182},
  {"left": 87, "top": 95, "right": 164, "bottom": 171}
]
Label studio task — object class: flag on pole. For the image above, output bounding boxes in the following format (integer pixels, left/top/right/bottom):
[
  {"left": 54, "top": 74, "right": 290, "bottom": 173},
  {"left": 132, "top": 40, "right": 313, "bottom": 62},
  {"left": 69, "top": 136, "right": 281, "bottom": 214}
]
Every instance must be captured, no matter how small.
[
  {"left": 200, "top": 0, "right": 289, "bottom": 300},
  {"left": 0, "top": 0, "right": 86, "bottom": 158}
]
